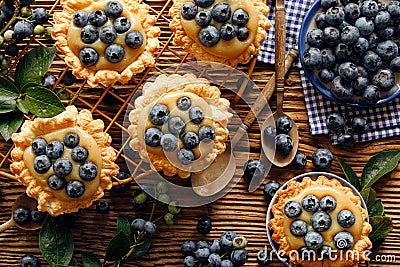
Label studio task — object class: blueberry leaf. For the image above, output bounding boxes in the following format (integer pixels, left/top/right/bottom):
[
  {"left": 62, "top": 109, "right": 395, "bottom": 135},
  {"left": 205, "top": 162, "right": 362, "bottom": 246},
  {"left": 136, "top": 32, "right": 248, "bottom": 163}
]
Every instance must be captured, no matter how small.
[
  {"left": 0, "top": 77, "right": 19, "bottom": 100},
  {"left": 116, "top": 214, "right": 134, "bottom": 241},
  {"left": 15, "top": 47, "right": 56, "bottom": 90},
  {"left": 339, "top": 160, "right": 361, "bottom": 191},
  {"left": 130, "top": 238, "right": 151, "bottom": 260},
  {"left": 361, "top": 187, "right": 376, "bottom": 211},
  {"left": 369, "top": 216, "right": 393, "bottom": 251},
  {"left": 25, "top": 85, "right": 65, "bottom": 118},
  {"left": 39, "top": 217, "right": 74, "bottom": 267},
  {"left": 0, "top": 110, "right": 23, "bottom": 141},
  {"left": 104, "top": 231, "right": 131, "bottom": 262},
  {"left": 369, "top": 200, "right": 384, "bottom": 217},
  {"left": 0, "top": 99, "right": 16, "bottom": 114},
  {"left": 81, "top": 252, "right": 101, "bottom": 267},
  {"left": 16, "top": 98, "right": 29, "bottom": 114},
  {"left": 361, "top": 150, "right": 400, "bottom": 190}
]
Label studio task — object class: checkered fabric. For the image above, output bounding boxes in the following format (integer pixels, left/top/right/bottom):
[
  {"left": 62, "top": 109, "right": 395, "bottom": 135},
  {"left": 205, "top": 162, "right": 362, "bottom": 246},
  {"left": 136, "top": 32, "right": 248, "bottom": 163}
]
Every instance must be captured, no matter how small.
[{"left": 257, "top": 0, "right": 400, "bottom": 144}]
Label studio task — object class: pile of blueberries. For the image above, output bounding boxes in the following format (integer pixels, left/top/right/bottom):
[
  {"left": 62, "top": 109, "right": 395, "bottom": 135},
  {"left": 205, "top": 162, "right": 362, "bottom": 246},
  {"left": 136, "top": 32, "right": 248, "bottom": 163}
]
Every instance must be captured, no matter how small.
[
  {"left": 145, "top": 96, "right": 216, "bottom": 166},
  {"left": 326, "top": 112, "right": 368, "bottom": 147},
  {"left": 284, "top": 194, "right": 357, "bottom": 258},
  {"left": 263, "top": 115, "right": 295, "bottom": 157},
  {"left": 31, "top": 132, "right": 98, "bottom": 198},
  {"left": 302, "top": 0, "right": 400, "bottom": 105},
  {"left": 72, "top": 0, "right": 144, "bottom": 66},
  {"left": 181, "top": 0, "right": 251, "bottom": 47},
  {"left": 182, "top": 231, "right": 249, "bottom": 267}
]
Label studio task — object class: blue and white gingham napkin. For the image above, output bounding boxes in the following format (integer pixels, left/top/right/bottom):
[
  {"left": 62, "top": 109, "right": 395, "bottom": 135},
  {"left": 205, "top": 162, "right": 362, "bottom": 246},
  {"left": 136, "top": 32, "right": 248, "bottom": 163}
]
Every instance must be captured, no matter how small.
[{"left": 257, "top": 0, "right": 400, "bottom": 143}]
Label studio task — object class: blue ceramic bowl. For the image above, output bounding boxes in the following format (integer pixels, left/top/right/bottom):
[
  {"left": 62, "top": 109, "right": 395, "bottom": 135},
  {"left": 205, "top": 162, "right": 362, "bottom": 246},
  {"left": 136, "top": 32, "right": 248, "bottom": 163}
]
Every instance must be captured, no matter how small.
[
  {"left": 298, "top": 0, "right": 400, "bottom": 108},
  {"left": 266, "top": 172, "right": 369, "bottom": 266}
]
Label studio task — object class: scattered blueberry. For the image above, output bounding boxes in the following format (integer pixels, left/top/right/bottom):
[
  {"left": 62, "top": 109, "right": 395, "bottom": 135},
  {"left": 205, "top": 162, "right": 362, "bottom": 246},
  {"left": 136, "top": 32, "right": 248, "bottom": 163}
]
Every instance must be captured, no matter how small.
[
  {"left": 32, "top": 137, "right": 47, "bottom": 156},
  {"left": 144, "top": 127, "right": 163, "bottom": 147},
  {"left": 47, "top": 174, "right": 66, "bottom": 190},
  {"left": 30, "top": 209, "right": 46, "bottom": 223},
  {"left": 182, "top": 132, "right": 200, "bottom": 149},
  {"left": 81, "top": 25, "right": 99, "bottom": 44},
  {"left": 312, "top": 148, "right": 333, "bottom": 169},
  {"left": 338, "top": 131, "right": 355, "bottom": 148},
  {"left": 14, "top": 21, "right": 33, "bottom": 40},
  {"left": 352, "top": 116, "right": 368, "bottom": 135},
  {"left": 230, "top": 249, "right": 248, "bottom": 266},
  {"left": 125, "top": 31, "right": 143, "bottom": 49},
  {"left": 284, "top": 201, "right": 302, "bottom": 218},
  {"left": 31, "top": 8, "right": 49, "bottom": 24},
  {"left": 198, "top": 126, "right": 215, "bottom": 141},
  {"left": 65, "top": 180, "right": 85, "bottom": 198},
  {"left": 42, "top": 74, "right": 57, "bottom": 89},
  {"left": 161, "top": 134, "right": 179, "bottom": 152},
  {"left": 177, "top": 148, "right": 195, "bottom": 165},
  {"left": 20, "top": 254, "right": 40, "bottom": 267},
  {"left": 302, "top": 195, "right": 320, "bottom": 212},
  {"left": 293, "top": 152, "right": 307, "bottom": 169},
  {"left": 73, "top": 11, "right": 89, "bottom": 27},
  {"left": 88, "top": 10, "right": 107, "bottom": 27},
  {"left": 275, "top": 134, "right": 294, "bottom": 156},
  {"left": 290, "top": 219, "right": 308, "bottom": 237},
  {"left": 183, "top": 255, "right": 196, "bottom": 267},
  {"left": 232, "top": 9, "right": 249, "bottom": 27},
  {"left": 337, "top": 209, "right": 355, "bottom": 228},
  {"left": 221, "top": 260, "right": 234, "bottom": 267},
  {"left": 99, "top": 26, "right": 117, "bottom": 44},
  {"left": 208, "top": 253, "right": 221, "bottom": 267},
  {"left": 311, "top": 211, "right": 332, "bottom": 232},
  {"left": 211, "top": 3, "right": 231, "bottom": 23},
  {"left": 114, "top": 16, "right": 131, "bottom": 33},
  {"left": 144, "top": 221, "right": 156, "bottom": 236},
  {"left": 196, "top": 240, "right": 210, "bottom": 250},
  {"left": 263, "top": 180, "right": 281, "bottom": 200},
  {"left": 220, "top": 23, "right": 236, "bottom": 41},
  {"left": 53, "top": 158, "right": 73, "bottom": 178},
  {"left": 113, "top": 171, "right": 130, "bottom": 193},
  {"left": 304, "top": 231, "right": 324, "bottom": 250},
  {"left": 177, "top": 96, "right": 192, "bottom": 110},
  {"left": 195, "top": 10, "right": 212, "bottom": 27},
  {"left": 79, "top": 161, "right": 98, "bottom": 181},
  {"left": 319, "top": 195, "right": 336, "bottom": 212},
  {"left": 189, "top": 107, "right": 204, "bottom": 124},
  {"left": 197, "top": 216, "right": 212, "bottom": 234},
  {"left": 34, "top": 155, "right": 51, "bottom": 174},
  {"left": 326, "top": 112, "right": 344, "bottom": 133},
  {"left": 96, "top": 201, "right": 110, "bottom": 214},
  {"left": 149, "top": 104, "right": 170, "bottom": 125},
  {"left": 13, "top": 207, "right": 30, "bottom": 224},
  {"left": 243, "top": 159, "right": 265, "bottom": 180},
  {"left": 276, "top": 115, "right": 293, "bottom": 134},
  {"left": 220, "top": 231, "right": 237, "bottom": 249},
  {"left": 181, "top": 240, "right": 196, "bottom": 256},
  {"left": 60, "top": 70, "right": 76, "bottom": 86},
  {"left": 209, "top": 240, "right": 221, "bottom": 254},
  {"left": 181, "top": 2, "right": 198, "bottom": 20},
  {"left": 105, "top": 44, "right": 125, "bottom": 63},
  {"left": 198, "top": 25, "right": 220, "bottom": 47},
  {"left": 105, "top": 0, "right": 123, "bottom": 19}
]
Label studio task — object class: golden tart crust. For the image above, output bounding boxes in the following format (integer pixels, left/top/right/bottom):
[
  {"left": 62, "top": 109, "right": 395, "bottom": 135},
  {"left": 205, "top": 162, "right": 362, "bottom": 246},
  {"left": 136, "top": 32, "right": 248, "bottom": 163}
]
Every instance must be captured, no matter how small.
[
  {"left": 169, "top": 0, "right": 272, "bottom": 66},
  {"left": 269, "top": 176, "right": 372, "bottom": 267},
  {"left": 52, "top": 0, "right": 161, "bottom": 87},
  {"left": 10, "top": 106, "right": 119, "bottom": 216},
  {"left": 128, "top": 73, "right": 232, "bottom": 178}
]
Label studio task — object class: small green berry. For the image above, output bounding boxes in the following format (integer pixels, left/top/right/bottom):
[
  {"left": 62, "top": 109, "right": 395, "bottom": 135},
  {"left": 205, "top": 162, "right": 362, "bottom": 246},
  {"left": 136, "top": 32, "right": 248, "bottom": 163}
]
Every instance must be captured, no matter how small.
[
  {"left": 1, "top": 58, "right": 9, "bottom": 70},
  {"left": 21, "top": 6, "right": 32, "bottom": 17},
  {"left": 168, "top": 201, "right": 181, "bottom": 215},
  {"left": 44, "top": 26, "right": 52, "bottom": 39},
  {"left": 156, "top": 181, "right": 168, "bottom": 194},
  {"left": 158, "top": 193, "right": 170, "bottom": 204},
  {"left": 232, "top": 236, "right": 247, "bottom": 249},
  {"left": 134, "top": 191, "right": 148, "bottom": 204},
  {"left": 164, "top": 213, "right": 174, "bottom": 226},
  {"left": 4, "top": 30, "right": 15, "bottom": 42},
  {"left": 34, "top": 25, "right": 45, "bottom": 35},
  {"left": 57, "top": 90, "right": 70, "bottom": 101}
]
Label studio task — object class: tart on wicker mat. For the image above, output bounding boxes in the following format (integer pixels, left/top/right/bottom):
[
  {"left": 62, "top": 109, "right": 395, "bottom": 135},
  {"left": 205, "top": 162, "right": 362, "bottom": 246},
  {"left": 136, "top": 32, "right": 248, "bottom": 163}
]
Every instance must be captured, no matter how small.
[
  {"left": 52, "top": 0, "right": 160, "bottom": 87},
  {"left": 269, "top": 175, "right": 372, "bottom": 267},
  {"left": 169, "top": 0, "right": 272, "bottom": 66},
  {"left": 10, "top": 106, "right": 119, "bottom": 216},
  {"left": 128, "top": 73, "right": 232, "bottom": 179}
]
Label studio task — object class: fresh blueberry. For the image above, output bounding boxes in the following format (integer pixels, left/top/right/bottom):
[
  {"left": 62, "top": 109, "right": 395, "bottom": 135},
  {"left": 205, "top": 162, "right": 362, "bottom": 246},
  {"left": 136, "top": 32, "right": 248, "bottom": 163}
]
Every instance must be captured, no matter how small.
[
  {"left": 237, "top": 27, "right": 249, "bottom": 41},
  {"left": 319, "top": 195, "right": 336, "bottom": 212},
  {"left": 362, "top": 85, "right": 380, "bottom": 105},
  {"left": 34, "top": 155, "right": 51, "bottom": 174},
  {"left": 334, "top": 43, "right": 352, "bottom": 62},
  {"left": 220, "top": 23, "right": 236, "bottom": 40},
  {"left": 32, "top": 137, "right": 47, "bottom": 156},
  {"left": 334, "top": 231, "right": 354, "bottom": 250},
  {"left": 198, "top": 126, "right": 215, "bottom": 141},
  {"left": 53, "top": 158, "right": 73, "bottom": 178},
  {"left": 357, "top": 65, "right": 369, "bottom": 78},
  {"left": 47, "top": 174, "right": 66, "bottom": 190},
  {"left": 196, "top": 240, "right": 210, "bottom": 250},
  {"left": 344, "top": 3, "right": 360, "bottom": 22},
  {"left": 315, "top": 12, "right": 329, "bottom": 29},
  {"left": 338, "top": 20, "right": 351, "bottom": 31},
  {"left": 144, "top": 221, "right": 156, "bottom": 236},
  {"left": 376, "top": 40, "right": 398, "bottom": 62},
  {"left": 337, "top": 209, "right": 355, "bottom": 228},
  {"left": 160, "top": 134, "right": 179, "bottom": 152},
  {"left": 311, "top": 211, "right": 332, "bottom": 232},
  {"left": 31, "top": 7, "right": 49, "bottom": 24},
  {"left": 355, "top": 17, "right": 374, "bottom": 36},
  {"left": 177, "top": 148, "right": 195, "bottom": 165},
  {"left": 375, "top": 10, "right": 391, "bottom": 29},
  {"left": 330, "top": 76, "right": 354, "bottom": 101},
  {"left": 60, "top": 70, "right": 76, "bottom": 86},
  {"left": 181, "top": 240, "right": 196, "bottom": 256},
  {"left": 105, "top": 0, "right": 123, "bottom": 18},
  {"left": 46, "top": 140, "right": 64, "bottom": 159},
  {"left": 208, "top": 253, "right": 221, "bottom": 267},
  {"left": 88, "top": 10, "right": 107, "bottom": 27},
  {"left": 221, "top": 260, "right": 233, "bottom": 267},
  {"left": 361, "top": 0, "right": 379, "bottom": 18},
  {"left": 321, "top": 0, "right": 337, "bottom": 11},
  {"left": 263, "top": 180, "right": 281, "bottom": 200},
  {"left": 30, "top": 209, "right": 46, "bottom": 223},
  {"left": 71, "top": 145, "right": 89, "bottom": 162},
  {"left": 5, "top": 43, "right": 19, "bottom": 57},
  {"left": 20, "top": 0, "right": 34, "bottom": 6},
  {"left": 322, "top": 26, "right": 340, "bottom": 47},
  {"left": 99, "top": 26, "right": 117, "bottom": 44},
  {"left": 96, "top": 201, "right": 110, "bottom": 214},
  {"left": 113, "top": 171, "right": 130, "bottom": 193},
  {"left": 284, "top": 201, "right": 302, "bottom": 218},
  {"left": 149, "top": 104, "right": 169, "bottom": 125},
  {"left": 194, "top": 0, "right": 214, "bottom": 8},
  {"left": 79, "top": 47, "right": 99, "bottom": 66},
  {"left": 42, "top": 74, "right": 57, "bottom": 89},
  {"left": 390, "top": 56, "right": 400, "bottom": 72},
  {"left": 340, "top": 26, "right": 360, "bottom": 45},
  {"left": 293, "top": 152, "right": 307, "bottom": 169},
  {"left": 243, "top": 159, "right": 265, "bottom": 180},
  {"left": 312, "top": 148, "right": 333, "bottom": 169},
  {"left": 302, "top": 47, "right": 322, "bottom": 69},
  {"left": 275, "top": 134, "right": 294, "bottom": 156},
  {"left": 79, "top": 161, "right": 98, "bottom": 181},
  {"left": 64, "top": 132, "right": 79, "bottom": 148},
  {"left": 368, "top": 32, "right": 379, "bottom": 51},
  {"left": 20, "top": 254, "right": 40, "bottom": 267},
  {"left": 304, "top": 231, "right": 324, "bottom": 250},
  {"left": 230, "top": 249, "right": 248, "bottom": 266},
  {"left": 326, "top": 112, "right": 344, "bottom": 133},
  {"left": 182, "top": 132, "right": 200, "bottom": 149},
  {"left": 353, "top": 37, "right": 369, "bottom": 55},
  {"left": 183, "top": 256, "right": 195, "bottom": 267},
  {"left": 307, "top": 28, "right": 324, "bottom": 48},
  {"left": 181, "top": 2, "right": 198, "bottom": 20},
  {"left": 105, "top": 44, "right": 125, "bottom": 63},
  {"left": 195, "top": 10, "right": 212, "bottom": 27},
  {"left": 14, "top": 21, "right": 33, "bottom": 40},
  {"left": 81, "top": 25, "right": 99, "bottom": 44},
  {"left": 338, "top": 131, "right": 355, "bottom": 148},
  {"left": 361, "top": 51, "right": 382, "bottom": 72},
  {"left": 220, "top": 231, "right": 237, "bottom": 249},
  {"left": 257, "top": 250, "right": 270, "bottom": 265},
  {"left": 232, "top": 9, "right": 249, "bottom": 26},
  {"left": 325, "top": 6, "right": 345, "bottom": 26},
  {"left": 338, "top": 62, "right": 358, "bottom": 81},
  {"left": 177, "top": 96, "right": 192, "bottom": 110},
  {"left": 125, "top": 30, "right": 144, "bottom": 48},
  {"left": 388, "top": 0, "right": 400, "bottom": 20},
  {"left": 320, "top": 48, "right": 336, "bottom": 68},
  {"left": 73, "top": 11, "right": 89, "bottom": 27},
  {"left": 290, "top": 219, "right": 308, "bottom": 237},
  {"left": 114, "top": 16, "right": 131, "bottom": 33},
  {"left": 211, "top": 3, "right": 231, "bottom": 23},
  {"left": 209, "top": 240, "right": 221, "bottom": 254},
  {"left": 352, "top": 116, "right": 368, "bottom": 135},
  {"left": 276, "top": 115, "right": 293, "bottom": 134},
  {"left": 13, "top": 207, "right": 30, "bottom": 224},
  {"left": 65, "top": 180, "right": 85, "bottom": 198},
  {"left": 195, "top": 248, "right": 210, "bottom": 262},
  {"left": 168, "top": 116, "right": 186, "bottom": 135},
  {"left": 263, "top": 125, "right": 277, "bottom": 139},
  {"left": 302, "top": 195, "right": 320, "bottom": 212},
  {"left": 189, "top": 107, "right": 204, "bottom": 124}
]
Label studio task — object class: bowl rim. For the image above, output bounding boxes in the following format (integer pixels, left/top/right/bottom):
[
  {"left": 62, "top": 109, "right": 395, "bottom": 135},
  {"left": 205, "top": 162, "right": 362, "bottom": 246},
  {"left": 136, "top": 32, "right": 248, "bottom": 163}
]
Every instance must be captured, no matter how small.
[
  {"left": 298, "top": 0, "right": 400, "bottom": 108},
  {"left": 265, "top": 171, "right": 369, "bottom": 266}
]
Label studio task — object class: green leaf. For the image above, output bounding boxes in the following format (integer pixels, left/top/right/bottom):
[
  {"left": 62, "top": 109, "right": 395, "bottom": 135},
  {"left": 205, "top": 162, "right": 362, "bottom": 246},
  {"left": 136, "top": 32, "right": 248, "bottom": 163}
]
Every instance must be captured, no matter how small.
[
  {"left": 369, "top": 200, "right": 384, "bottom": 217},
  {"left": 20, "top": 82, "right": 44, "bottom": 95},
  {"left": 130, "top": 238, "right": 151, "bottom": 260},
  {"left": 25, "top": 85, "right": 65, "bottom": 118},
  {"left": 16, "top": 98, "right": 29, "bottom": 114},
  {"left": 369, "top": 216, "right": 393, "bottom": 251},
  {"left": 361, "top": 187, "right": 376, "bottom": 211},
  {"left": 39, "top": 217, "right": 74, "bottom": 267},
  {"left": 81, "top": 252, "right": 101, "bottom": 267},
  {"left": 104, "top": 232, "right": 131, "bottom": 262},
  {"left": 0, "top": 99, "right": 16, "bottom": 113},
  {"left": 116, "top": 215, "right": 134, "bottom": 240},
  {"left": 361, "top": 150, "right": 400, "bottom": 189},
  {"left": 0, "top": 77, "right": 19, "bottom": 100},
  {"left": 0, "top": 110, "right": 23, "bottom": 141},
  {"left": 15, "top": 47, "right": 56, "bottom": 90},
  {"left": 339, "top": 160, "right": 361, "bottom": 191}
]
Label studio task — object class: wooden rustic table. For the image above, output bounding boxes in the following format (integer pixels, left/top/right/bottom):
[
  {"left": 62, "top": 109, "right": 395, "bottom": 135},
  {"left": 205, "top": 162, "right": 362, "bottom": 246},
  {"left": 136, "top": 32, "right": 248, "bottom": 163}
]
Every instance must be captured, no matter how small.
[{"left": 0, "top": 0, "right": 399, "bottom": 266}]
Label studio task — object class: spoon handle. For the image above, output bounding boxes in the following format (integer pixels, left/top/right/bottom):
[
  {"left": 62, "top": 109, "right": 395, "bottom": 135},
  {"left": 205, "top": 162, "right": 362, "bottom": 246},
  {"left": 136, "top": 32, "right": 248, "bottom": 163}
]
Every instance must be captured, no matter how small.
[
  {"left": 0, "top": 218, "right": 15, "bottom": 233},
  {"left": 275, "top": 0, "right": 286, "bottom": 113}
]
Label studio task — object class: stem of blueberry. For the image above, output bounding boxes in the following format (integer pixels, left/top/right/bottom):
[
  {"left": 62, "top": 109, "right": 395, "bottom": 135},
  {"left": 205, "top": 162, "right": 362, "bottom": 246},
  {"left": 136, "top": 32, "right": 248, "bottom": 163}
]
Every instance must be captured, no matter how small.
[{"left": 0, "top": 1, "right": 19, "bottom": 36}]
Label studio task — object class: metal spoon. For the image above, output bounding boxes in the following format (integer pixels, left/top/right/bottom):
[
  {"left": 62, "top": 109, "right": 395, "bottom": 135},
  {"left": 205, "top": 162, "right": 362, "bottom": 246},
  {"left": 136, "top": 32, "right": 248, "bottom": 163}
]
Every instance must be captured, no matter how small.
[
  {"left": 261, "top": 0, "right": 299, "bottom": 167},
  {"left": 0, "top": 193, "right": 45, "bottom": 233}
]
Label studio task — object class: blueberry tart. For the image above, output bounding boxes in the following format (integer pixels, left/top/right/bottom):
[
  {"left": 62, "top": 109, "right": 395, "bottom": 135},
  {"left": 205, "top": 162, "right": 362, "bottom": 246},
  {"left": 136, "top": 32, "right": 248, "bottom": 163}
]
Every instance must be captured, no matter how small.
[
  {"left": 169, "top": 0, "right": 272, "bottom": 66},
  {"left": 128, "top": 73, "right": 232, "bottom": 178},
  {"left": 269, "top": 175, "right": 372, "bottom": 266},
  {"left": 10, "top": 106, "right": 119, "bottom": 216},
  {"left": 52, "top": 0, "right": 160, "bottom": 87}
]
